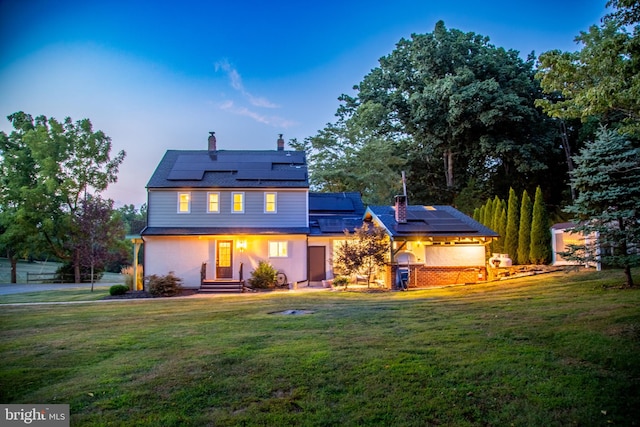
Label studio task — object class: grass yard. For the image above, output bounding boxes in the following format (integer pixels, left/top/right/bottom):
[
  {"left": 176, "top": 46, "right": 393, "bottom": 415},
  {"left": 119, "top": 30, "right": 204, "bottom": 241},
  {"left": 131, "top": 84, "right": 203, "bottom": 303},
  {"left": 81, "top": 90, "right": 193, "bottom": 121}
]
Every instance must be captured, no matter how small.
[
  {"left": 1, "top": 269, "right": 639, "bottom": 426},
  {"left": 0, "top": 286, "right": 112, "bottom": 304}
]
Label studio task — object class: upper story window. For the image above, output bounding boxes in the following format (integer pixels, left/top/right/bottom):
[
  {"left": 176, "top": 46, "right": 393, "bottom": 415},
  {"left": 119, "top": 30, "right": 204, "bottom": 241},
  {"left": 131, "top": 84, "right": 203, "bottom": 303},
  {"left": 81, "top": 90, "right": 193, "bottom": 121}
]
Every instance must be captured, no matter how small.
[
  {"left": 177, "top": 192, "right": 191, "bottom": 213},
  {"left": 269, "top": 241, "right": 288, "bottom": 258},
  {"left": 207, "top": 192, "right": 220, "bottom": 213},
  {"left": 265, "top": 192, "right": 277, "bottom": 213},
  {"left": 232, "top": 192, "right": 244, "bottom": 213}
]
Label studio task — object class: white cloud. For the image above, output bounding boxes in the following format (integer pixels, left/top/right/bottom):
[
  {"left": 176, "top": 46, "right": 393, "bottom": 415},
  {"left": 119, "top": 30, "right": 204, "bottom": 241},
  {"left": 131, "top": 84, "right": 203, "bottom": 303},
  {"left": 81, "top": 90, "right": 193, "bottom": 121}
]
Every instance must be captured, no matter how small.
[
  {"left": 215, "top": 59, "right": 279, "bottom": 108},
  {"left": 218, "top": 100, "right": 296, "bottom": 129}
]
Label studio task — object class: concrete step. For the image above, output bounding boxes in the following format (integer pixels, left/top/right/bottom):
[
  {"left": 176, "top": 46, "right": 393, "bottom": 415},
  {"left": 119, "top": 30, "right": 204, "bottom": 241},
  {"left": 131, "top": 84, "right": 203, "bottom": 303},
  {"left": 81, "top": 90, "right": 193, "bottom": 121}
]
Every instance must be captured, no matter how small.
[{"left": 199, "top": 280, "right": 243, "bottom": 293}]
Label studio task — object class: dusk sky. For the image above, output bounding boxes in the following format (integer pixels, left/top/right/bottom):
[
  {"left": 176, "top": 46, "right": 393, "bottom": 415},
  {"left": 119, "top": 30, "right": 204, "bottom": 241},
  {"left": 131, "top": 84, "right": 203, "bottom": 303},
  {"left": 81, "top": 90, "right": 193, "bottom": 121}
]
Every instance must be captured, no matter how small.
[{"left": 1, "top": 0, "right": 607, "bottom": 208}]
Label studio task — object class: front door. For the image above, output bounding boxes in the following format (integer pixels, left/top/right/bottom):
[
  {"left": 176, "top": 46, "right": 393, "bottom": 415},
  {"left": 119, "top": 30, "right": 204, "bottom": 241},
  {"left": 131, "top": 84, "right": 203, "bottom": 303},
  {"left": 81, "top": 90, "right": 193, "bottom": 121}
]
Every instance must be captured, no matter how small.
[
  {"left": 308, "top": 246, "right": 326, "bottom": 282},
  {"left": 216, "top": 240, "right": 233, "bottom": 279}
]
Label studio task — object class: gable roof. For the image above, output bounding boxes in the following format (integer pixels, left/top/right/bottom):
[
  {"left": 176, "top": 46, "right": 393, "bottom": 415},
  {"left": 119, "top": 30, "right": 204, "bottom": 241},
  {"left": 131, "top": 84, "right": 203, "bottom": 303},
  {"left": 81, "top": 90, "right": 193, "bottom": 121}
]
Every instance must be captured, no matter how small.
[
  {"left": 365, "top": 205, "right": 498, "bottom": 239},
  {"left": 308, "top": 192, "right": 366, "bottom": 236},
  {"left": 147, "top": 150, "right": 308, "bottom": 189}
]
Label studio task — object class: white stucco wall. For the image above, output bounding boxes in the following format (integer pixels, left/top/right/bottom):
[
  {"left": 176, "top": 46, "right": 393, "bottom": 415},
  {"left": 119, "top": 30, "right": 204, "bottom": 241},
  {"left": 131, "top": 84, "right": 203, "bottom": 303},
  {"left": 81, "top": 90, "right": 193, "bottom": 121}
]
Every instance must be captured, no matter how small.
[
  {"left": 423, "top": 245, "right": 486, "bottom": 267},
  {"left": 144, "top": 236, "right": 208, "bottom": 288},
  {"left": 144, "top": 234, "right": 308, "bottom": 289}
]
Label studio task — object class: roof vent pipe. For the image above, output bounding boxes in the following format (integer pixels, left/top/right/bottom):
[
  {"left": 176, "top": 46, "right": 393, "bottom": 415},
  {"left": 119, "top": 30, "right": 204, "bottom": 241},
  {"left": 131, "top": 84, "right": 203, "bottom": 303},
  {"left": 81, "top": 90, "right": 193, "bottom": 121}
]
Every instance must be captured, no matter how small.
[
  {"left": 277, "top": 134, "right": 285, "bottom": 151},
  {"left": 208, "top": 131, "right": 217, "bottom": 151}
]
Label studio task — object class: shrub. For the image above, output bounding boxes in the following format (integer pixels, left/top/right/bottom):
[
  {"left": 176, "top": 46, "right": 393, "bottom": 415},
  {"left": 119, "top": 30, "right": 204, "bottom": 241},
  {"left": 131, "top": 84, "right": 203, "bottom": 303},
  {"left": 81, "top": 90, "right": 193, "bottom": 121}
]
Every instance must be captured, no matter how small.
[
  {"left": 248, "top": 261, "right": 277, "bottom": 289},
  {"left": 109, "top": 284, "right": 129, "bottom": 296},
  {"left": 147, "top": 271, "right": 183, "bottom": 297},
  {"left": 332, "top": 276, "right": 350, "bottom": 287}
]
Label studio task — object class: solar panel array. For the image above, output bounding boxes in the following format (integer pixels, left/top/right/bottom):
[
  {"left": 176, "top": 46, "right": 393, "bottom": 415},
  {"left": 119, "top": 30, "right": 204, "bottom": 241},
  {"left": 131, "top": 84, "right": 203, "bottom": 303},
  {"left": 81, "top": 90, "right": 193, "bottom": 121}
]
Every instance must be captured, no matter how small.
[
  {"left": 309, "top": 196, "right": 355, "bottom": 212},
  {"left": 396, "top": 207, "right": 476, "bottom": 234},
  {"left": 166, "top": 152, "right": 306, "bottom": 182}
]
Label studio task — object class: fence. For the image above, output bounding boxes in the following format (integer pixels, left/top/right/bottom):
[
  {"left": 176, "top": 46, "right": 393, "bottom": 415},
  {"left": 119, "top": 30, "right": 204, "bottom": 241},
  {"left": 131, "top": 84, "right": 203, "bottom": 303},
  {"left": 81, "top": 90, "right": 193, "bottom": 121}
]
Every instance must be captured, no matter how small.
[{"left": 26, "top": 272, "right": 103, "bottom": 284}]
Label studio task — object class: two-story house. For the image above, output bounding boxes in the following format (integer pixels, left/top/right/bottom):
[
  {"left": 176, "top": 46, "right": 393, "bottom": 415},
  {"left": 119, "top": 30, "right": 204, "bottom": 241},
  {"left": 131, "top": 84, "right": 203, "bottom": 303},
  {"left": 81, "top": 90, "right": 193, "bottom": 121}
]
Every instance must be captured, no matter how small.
[{"left": 142, "top": 133, "right": 310, "bottom": 290}]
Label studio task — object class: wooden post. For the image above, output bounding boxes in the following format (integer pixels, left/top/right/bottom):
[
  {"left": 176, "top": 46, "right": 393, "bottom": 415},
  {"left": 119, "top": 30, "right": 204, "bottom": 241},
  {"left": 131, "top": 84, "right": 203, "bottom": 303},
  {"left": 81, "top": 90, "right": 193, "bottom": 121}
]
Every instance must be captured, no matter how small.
[{"left": 131, "top": 238, "right": 143, "bottom": 291}]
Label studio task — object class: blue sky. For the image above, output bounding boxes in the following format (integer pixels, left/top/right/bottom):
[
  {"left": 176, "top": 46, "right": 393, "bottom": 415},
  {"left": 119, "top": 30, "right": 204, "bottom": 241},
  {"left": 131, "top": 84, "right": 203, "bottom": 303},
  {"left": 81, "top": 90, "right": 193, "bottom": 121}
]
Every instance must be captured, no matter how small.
[{"left": 0, "top": 0, "right": 607, "bottom": 207}]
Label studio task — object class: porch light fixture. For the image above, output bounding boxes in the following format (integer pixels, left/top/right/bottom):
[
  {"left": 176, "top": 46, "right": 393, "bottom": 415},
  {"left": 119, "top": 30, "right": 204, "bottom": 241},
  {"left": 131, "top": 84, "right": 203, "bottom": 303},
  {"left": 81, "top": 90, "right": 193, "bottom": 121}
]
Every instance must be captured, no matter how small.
[{"left": 236, "top": 240, "right": 247, "bottom": 252}]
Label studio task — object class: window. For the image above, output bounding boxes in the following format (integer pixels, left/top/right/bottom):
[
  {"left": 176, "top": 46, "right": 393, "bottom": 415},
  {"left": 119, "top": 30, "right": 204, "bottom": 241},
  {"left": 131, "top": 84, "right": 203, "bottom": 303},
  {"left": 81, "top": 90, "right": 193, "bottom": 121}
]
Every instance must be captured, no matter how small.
[
  {"left": 269, "top": 241, "right": 288, "bottom": 258},
  {"left": 265, "top": 192, "right": 277, "bottom": 213},
  {"left": 207, "top": 192, "right": 220, "bottom": 213},
  {"left": 178, "top": 192, "right": 190, "bottom": 213},
  {"left": 232, "top": 192, "right": 244, "bottom": 213}
]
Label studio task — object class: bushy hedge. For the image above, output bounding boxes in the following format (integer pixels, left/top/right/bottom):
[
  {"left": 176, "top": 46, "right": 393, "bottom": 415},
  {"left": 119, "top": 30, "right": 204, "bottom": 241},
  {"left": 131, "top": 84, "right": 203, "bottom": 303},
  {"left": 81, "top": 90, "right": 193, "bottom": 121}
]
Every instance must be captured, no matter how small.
[
  {"left": 109, "top": 284, "right": 129, "bottom": 296},
  {"left": 147, "top": 271, "right": 183, "bottom": 297}
]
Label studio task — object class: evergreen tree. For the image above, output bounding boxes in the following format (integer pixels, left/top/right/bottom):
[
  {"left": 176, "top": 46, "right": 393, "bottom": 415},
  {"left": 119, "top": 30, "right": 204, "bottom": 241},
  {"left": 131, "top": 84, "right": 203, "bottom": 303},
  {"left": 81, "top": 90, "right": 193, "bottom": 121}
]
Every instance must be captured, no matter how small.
[
  {"left": 529, "top": 186, "right": 552, "bottom": 264},
  {"left": 504, "top": 188, "right": 520, "bottom": 263},
  {"left": 483, "top": 198, "right": 494, "bottom": 228},
  {"left": 564, "top": 127, "right": 640, "bottom": 287},
  {"left": 473, "top": 207, "right": 480, "bottom": 222},
  {"left": 517, "top": 190, "right": 533, "bottom": 264},
  {"left": 497, "top": 206, "right": 507, "bottom": 254},
  {"left": 491, "top": 196, "right": 504, "bottom": 253}
]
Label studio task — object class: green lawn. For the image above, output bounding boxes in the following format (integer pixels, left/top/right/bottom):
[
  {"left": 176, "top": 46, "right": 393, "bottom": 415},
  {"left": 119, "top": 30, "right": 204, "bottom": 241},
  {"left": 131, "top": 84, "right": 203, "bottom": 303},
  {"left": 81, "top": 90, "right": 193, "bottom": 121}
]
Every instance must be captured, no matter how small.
[
  {"left": 1, "top": 269, "right": 639, "bottom": 426},
  {"left": 0, "top": 287, "right": 112, "bottom": 304}
]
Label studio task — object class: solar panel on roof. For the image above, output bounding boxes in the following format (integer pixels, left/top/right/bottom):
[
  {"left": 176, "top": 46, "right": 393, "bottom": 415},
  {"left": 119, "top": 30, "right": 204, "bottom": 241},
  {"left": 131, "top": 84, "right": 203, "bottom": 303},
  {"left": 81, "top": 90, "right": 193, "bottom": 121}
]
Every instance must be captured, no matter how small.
[
  {"left": 318, "top": 218, "right": 347, "bottom": 233},
  {"left": 236, "top": 169, "right": 307, "bottom": 181},
  {"left": 309, "top": 196, "right": 355, "bottom": 211},
  {"left": 167, "top": 169, "right": 206, "bottom": 180},
  {"left": 164, "top": 151, "right": 307, "bottom": 183},
  {"left": 407, "top": 209, "right": 454, "bottom": 220},
  {"left": 396, "top": 221, "right": 475, "bottom": 233}
]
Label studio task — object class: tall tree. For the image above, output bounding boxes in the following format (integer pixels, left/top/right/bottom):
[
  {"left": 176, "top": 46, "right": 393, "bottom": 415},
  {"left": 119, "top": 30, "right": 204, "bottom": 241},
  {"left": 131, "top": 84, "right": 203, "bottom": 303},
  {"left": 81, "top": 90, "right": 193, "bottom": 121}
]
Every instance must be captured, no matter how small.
[
  {"left": 0, "top": 112, "right": 125, "bottom": 283},
  {"left": 537, "top": 1, "right": 640, "bottom": 136},
  {"left": 563, "top": 127, "right": 640, "bottom": 287},
  {"left": 504, "top": 188, "right": 520, "bottom": 263},
  {"left": 0, "top": 112, "right": 57, "bottom": 282},
  {"left": 529, "top": 186, "right": 552, "bottom": 264},
  {"left": 491, "top": 196, "right": 504, "bottom": 253},
  {"left": 336, "top": 20, "right": 556, "bottom": 204},
  {"left": 517, "top": 190, "right": 533, "bottom": 265},
  {"left": 290, "top": 122, "right": 405, "bottom": 205}
]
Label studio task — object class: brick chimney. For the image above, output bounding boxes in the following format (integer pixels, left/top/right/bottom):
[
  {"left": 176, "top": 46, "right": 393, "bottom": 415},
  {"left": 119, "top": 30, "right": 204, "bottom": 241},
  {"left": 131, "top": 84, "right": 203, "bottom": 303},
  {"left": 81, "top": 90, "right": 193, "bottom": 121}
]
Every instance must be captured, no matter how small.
[
  {"left": 277, "top": 134, "right": 284, "bottom": 151},
  {"left": 208, "top": 131, "right": 217, "bottom": 151},
  {"left": 395, "top": 195, "right": 407, "bottom": 224}
]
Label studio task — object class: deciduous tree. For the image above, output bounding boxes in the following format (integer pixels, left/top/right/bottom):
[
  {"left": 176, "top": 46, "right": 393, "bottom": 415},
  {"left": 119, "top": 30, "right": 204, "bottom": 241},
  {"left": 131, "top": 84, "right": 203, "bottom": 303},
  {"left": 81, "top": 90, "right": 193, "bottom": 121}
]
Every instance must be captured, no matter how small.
[
  {"left": 0, "top": 112, "right": 125, "bottom": 283},
  {"left": 73, "top": 196, "right": 125, "bottom": 290},
  {"left": 334, "top": 223, "right": 389, "bottom": 287},
  {"left": 335, "top": 21, "right": 556, "bottom": 204},
  {"left": 537, "top": 1, "right": 640, "bottom": 136}
]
